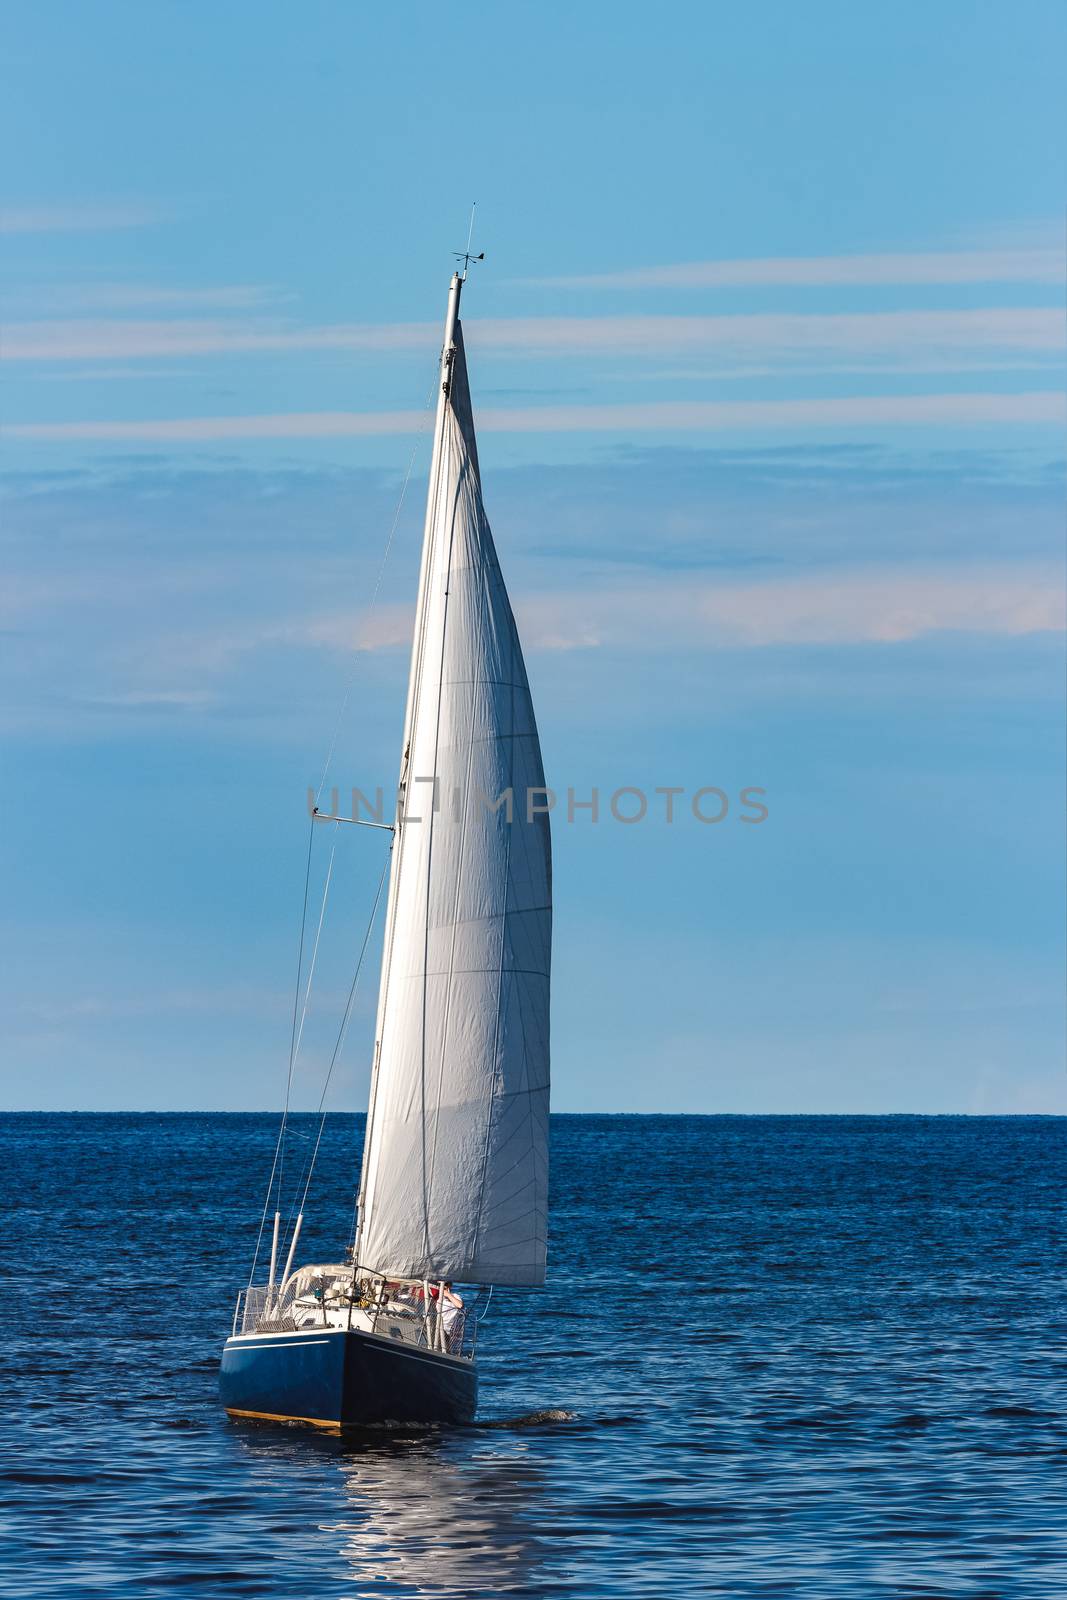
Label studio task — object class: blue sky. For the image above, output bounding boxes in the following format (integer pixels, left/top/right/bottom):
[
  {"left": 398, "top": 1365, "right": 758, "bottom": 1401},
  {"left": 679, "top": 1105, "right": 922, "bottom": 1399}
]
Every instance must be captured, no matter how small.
[{"left": 1, "top": 1, "right": 1064, "bottom": 1112}]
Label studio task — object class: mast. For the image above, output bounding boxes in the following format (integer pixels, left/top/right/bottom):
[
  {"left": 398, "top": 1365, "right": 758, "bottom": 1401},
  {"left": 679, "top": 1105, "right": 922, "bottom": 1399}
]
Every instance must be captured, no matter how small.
[{"left": 354, "top": 273, "right": 463, "bottom": 1267}]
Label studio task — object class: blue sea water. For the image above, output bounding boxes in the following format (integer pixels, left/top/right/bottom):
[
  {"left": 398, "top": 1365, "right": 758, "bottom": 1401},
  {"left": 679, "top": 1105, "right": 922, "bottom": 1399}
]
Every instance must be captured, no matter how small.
[{"left": 2, "top": 1113, "right": 1064, "bottom": 1599}]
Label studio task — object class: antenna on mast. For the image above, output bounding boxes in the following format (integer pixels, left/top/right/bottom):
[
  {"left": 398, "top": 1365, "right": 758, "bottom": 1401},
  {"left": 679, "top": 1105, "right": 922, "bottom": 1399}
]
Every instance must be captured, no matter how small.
[{"left": 455, "top": 202, "right": 484, "bottom": 280}]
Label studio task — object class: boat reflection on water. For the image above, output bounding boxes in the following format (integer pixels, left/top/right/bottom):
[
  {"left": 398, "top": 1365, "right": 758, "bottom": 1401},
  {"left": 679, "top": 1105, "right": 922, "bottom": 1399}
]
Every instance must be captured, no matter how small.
[
  {"left": 335, "top": 1437, "right": 549, "bottom": 1595},
  {"left": 234, "top": 1425, "right": 549, "bottom": 1597}
]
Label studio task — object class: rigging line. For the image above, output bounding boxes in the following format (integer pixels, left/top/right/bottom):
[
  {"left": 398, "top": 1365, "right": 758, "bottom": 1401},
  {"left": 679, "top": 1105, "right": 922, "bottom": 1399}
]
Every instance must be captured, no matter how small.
[
  {"left": 314, "top": 372, "right": 439, "bottom": 808},
  {"left": 250, "top": 322, "right": 443, "bottom": 1281},
  {"left": 274, "top": 366, "right": 434, "bottom": 1266},
  {"left": 247, "top": 812, "right": 316, "bottom": 1291},
  {"left": 250, "top": 818, "right": 343, "bottom": 1284},
  {"left": 289, "top": 824, "right": 339, "bottom": 1073},
  {"left": 269, "top": 820, "right": 341, "bottom": 1243},
  {"left": 290, "top": 851, "right": 391, "bottom": 1228}
]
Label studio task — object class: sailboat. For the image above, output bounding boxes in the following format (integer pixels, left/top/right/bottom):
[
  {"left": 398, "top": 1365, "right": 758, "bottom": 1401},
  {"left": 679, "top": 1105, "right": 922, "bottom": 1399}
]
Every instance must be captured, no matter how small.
[{"left": 219, "top": 266, "right": 552, "bottom": 1429}]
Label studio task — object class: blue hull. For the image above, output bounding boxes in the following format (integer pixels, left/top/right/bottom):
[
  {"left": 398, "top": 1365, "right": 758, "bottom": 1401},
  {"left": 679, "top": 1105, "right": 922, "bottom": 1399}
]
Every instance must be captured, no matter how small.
[{"left": 219, "top": 1327, "right": 478, "bottom": 1430}]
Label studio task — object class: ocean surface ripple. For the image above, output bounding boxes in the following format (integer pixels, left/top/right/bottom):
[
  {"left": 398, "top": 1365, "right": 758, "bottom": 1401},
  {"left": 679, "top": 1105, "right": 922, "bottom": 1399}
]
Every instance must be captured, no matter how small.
[{"left": 2, "top": 1113, "right": 1064, "bottom": 1598}]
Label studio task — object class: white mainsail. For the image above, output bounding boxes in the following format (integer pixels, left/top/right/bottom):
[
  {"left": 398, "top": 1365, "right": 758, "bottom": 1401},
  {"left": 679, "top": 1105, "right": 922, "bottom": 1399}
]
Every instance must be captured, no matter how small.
[{"left": 355, "top": 274, "right": 551, "bottom": 1287}]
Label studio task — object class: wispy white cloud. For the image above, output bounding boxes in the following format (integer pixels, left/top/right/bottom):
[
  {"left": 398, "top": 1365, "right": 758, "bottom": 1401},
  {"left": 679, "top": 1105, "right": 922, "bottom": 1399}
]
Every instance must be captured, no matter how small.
[
  {"left": 518, "top": 565, "right": 1067, "bottom": 649},
  {"left": 475, "top": 309, "right": 1064, "bottom": 358},
  {"left": 2, "top": 317, "right": 429, "bottom": 361},
  {"left": 3, "top": 456, "right": 1060, "bottom": 742},
  {"left": 4, "top": 306, "right": 1062, "bottom": 364},
  {"left": 529, "top": 247, "right": 1066, "bottom": 289},
  {"left": 8, "top": 409, "right": 425, "bottom": 441},
  {"left": 478, "top": 392, "right": 1065, "bottom": 432},
  {"left": 638, "top": 359, "right": 1061, "bottom": 382},
  {"left": 75, "top": 688, "right": 219, "bottom": 711},
  {"left": 293, "top": 606, "right": 414, "bottom": 654},
  {"left": 11, "top": 390, "right": 1063, "bottom": 443},
  {"left": 157, "top": 563, "right": 1057, "bottom": 686},
  {"left": 294, "top": 563, "right": 1065, "bottom": 655},
  {"left": 0, "top": 201, "right": 168, "bottom": 234},
  {"left": 27, "top": 365, "right": 211, "bottom": 383},
  {"left": 2, "top": 282, "right": 289, "bottom": 314}
]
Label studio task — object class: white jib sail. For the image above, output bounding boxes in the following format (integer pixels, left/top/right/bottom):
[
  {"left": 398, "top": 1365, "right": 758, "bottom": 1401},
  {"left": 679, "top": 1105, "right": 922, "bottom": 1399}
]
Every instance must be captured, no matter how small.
[{"left": 356, "top": 274, "right": 551, "bottom": 1287}]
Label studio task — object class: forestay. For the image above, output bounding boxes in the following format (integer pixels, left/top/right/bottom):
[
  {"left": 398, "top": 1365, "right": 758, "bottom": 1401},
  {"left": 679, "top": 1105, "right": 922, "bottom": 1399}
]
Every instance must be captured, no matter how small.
[{"left": 356, "top": 275, "right": 551, "bottom": 1287}]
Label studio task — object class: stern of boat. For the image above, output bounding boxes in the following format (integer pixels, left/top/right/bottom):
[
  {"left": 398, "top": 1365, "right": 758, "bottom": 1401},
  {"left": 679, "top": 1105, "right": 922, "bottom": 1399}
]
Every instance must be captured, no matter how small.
[{"left": 220, "top": 1264, "right": 478, "bottom": 1428}]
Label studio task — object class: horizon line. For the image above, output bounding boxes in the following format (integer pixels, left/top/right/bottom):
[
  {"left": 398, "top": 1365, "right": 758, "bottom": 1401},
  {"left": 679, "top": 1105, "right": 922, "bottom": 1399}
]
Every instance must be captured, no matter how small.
[{"left": 2, "top": 1107, "right": 1062, "bottom": 1118}]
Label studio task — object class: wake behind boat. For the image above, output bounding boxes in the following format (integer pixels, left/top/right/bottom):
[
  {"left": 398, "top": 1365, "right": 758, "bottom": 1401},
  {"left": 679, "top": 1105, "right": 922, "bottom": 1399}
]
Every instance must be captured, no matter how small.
[{"left": 220, "top": 261, "right": 552, "bottom": 1431}]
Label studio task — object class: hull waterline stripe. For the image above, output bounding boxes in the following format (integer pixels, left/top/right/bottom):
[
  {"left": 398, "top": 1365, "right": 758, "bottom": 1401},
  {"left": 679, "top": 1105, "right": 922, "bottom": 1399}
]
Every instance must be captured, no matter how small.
[{"left": 225, "top": 1407, "right": 341, "bottom": 1431}]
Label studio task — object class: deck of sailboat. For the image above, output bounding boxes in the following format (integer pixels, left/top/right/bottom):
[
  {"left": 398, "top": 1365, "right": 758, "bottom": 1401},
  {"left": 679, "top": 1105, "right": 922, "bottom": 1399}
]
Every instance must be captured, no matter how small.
[
  {"left": 233, "top": 1263, "right": 474, "bottom": 1350},
  {"left": 221, "top": 1265, "right": 479, "bottom": 1429}
]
